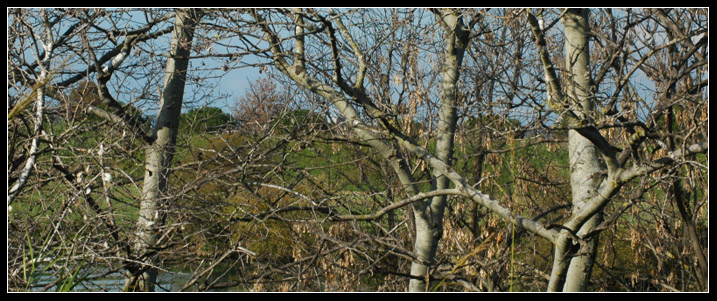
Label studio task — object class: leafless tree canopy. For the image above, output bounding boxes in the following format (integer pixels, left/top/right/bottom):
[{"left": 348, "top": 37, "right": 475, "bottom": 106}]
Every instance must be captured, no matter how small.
[{"left": 8, "top": 8, "right": 707, "bottom": 292}]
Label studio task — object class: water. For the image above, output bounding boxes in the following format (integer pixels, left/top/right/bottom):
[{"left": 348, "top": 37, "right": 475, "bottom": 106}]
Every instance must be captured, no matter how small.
[{"left": 31, "top": 267, "right": 235, "bottom": 292}]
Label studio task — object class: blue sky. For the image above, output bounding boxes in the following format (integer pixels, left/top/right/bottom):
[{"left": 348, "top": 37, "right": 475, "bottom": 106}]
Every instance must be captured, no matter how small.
[{"left": 10, "top": 8, "right": 695, "bottom": 125}]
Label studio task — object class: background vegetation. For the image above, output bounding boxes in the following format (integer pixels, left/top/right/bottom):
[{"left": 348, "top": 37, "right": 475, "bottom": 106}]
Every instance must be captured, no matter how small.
[{"left": 8, "top": 8, "right": 707, "bottom": 292}]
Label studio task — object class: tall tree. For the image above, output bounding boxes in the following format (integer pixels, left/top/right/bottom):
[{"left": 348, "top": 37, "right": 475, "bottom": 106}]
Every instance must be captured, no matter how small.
[
  {"left": 246, "top": 7, "right": 709, "bottom": 291},
  {"left": 126, "top": 8, "right": 204, "bottom": 291},
  {"left": 247, "top": 8, "right": 506, "bottom": 291},
  {"left": 8, "top": 8, "right": 179, "bottom": 291},
  {"left": 408, "top": 9, "right": 474, "bottom": 292},
  {"left": 557, "top": 8, "right": 602, "bottom": 291},
  {"left": 525, "top": 8, "right": 709, "bottom": 291},
  {"left": 8, "top": 8, "right": 708, "bottom": 292}
]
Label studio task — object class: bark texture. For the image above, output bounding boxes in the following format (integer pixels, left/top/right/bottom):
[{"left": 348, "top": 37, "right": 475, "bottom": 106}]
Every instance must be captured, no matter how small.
[
  {"left": 408, "top": 10, "right": 470, "bottom": 292},
  {"left": 549, "top": 9, "right": 603, "bottom": 292},
  {"left": 126, "top": 8, "right": 202, "bottom": 292}
]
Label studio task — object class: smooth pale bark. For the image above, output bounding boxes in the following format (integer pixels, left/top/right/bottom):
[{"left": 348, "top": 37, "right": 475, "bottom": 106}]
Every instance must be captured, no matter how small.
[
  {"left": 408, "top": 10, "right": 470, "bottom": 292},
  {"left": 8, "top": 27, "right": 54, "bottom": 205},
  {"left": 126, "top": 9, "right": 202, "bottom": 292},
  {"left": 548, "top": 9, "right": 603, "bottom": 292},
  {"left": 7, "top": 71, "right": 48, "bottom": 205}
]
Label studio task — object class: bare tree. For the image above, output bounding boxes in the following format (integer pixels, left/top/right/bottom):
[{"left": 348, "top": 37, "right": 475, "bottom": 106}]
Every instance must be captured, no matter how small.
[
  {"left": 245, "top": 7, "right": 707, "bottom": 291},
  {"left": 8, "top": 8, "right": 174, "bottom": 291},
  {"left": 8, "top": 8, "right": 707, "bottom": 292},
  {"left": 125, "top": 8, "right": 204, "bottom": 291},
  {"left": 525, "top": 8, "right": 708, "bottom": 291},
  {"left": 246, "top": 8, "right": 481, "bottom": 291},
  {"left": 231, "top": 77, "right": 287, "bottom": 134},
  {"left": 8, "top": 8, "right": 215, "bottom": 292}
]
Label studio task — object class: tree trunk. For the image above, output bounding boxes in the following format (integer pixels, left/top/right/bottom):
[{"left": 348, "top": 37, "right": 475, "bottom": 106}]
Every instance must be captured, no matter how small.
[
  {"left": 408, "top": 10, "right": 470, "bottom": 292},
  {"left": 126, "top": 8, "right": 202, "bottom": 292},
  {"left": 548, "top": 8, "right": 603, "bottom": 292}
]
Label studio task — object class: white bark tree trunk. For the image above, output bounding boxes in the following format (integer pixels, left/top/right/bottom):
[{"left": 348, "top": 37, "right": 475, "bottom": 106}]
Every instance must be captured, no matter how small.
[
  {"left": 126, "top": 8, "right": 202, "bottom": 292},
  {"left": 7, "top": 18, "right": 54, "bottom": 206},
  {"left": 549, "top": 8, "right": 603, "bottom": 291},
  {"left": 408, "top": 10, "right": 470, "bottom": 292}
]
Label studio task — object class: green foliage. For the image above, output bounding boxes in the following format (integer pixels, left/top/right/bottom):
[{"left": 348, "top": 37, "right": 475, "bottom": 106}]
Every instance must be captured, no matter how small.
[
  {"left": 10, "top": 95, "right": 705, "bottom": 291},
  {"left": 180, "top": 106, "right": 232, "bottom": 133},
  {"left": 270, "top": 109, "right": 328, "bottom": 135}
]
